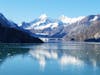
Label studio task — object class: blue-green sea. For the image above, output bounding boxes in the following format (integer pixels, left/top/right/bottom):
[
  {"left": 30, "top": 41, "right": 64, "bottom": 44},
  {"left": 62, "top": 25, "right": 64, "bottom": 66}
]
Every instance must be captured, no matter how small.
[{"left": 0, "top": 42, "right": 100, "bottom": 75}]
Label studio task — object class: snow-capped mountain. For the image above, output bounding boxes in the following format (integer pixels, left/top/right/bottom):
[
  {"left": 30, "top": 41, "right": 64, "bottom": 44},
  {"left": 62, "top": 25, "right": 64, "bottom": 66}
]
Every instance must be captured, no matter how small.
[
  {"left": 2, "top": 12, "right": 100, "bottom": 42},
  {"left": 21, "top": 14, "right": 86, "bottom": 30},
  {"left": 20, "top": 14, "right": 87, "bottom": 38},
  {"left": 21, "top": 14, "right": 62, "bottom": 30},
  {"left": 20, "top": 14, "right": 100, "bottom": 42},
  {"left": 21, "top": 14, "right": 65, "bottom": 38},
  {"left": 63, "top": 15, "right": 100, "bottom": 41}
]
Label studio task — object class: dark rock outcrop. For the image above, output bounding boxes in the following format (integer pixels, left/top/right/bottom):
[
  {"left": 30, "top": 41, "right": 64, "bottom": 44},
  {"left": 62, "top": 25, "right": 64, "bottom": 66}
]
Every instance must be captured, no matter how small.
[
  {"left": 85, "top": 38, "right": 100, "bottom": 42},
  {"left": 0, "top": 13, "right": 43, "bottom": 43}
]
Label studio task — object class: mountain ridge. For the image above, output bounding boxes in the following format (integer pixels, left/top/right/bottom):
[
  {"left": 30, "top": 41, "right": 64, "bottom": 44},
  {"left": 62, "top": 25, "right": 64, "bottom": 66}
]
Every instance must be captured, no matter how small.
[
  {"left": 20, "top": 14, "right": 100, "bottom": 42},
  {"left": 0, "top": 13, "right": 43, "bottom": 43},
  {"left": 0, "top": 13, "right": 100, "bottom": 42}
]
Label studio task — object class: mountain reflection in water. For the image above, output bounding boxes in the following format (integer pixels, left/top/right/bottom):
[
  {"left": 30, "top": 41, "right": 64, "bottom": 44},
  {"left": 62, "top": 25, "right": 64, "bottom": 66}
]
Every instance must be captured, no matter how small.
[{"left": 0, "top": 42, "right": 100, "bottom": 75}]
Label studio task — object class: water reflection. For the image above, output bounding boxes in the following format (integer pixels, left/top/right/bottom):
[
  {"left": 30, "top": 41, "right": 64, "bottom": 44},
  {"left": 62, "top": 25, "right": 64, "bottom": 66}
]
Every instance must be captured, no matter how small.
[
  {"left": 0, "top": 44, "right": 29, "bottom": 66},
  {"left": 59, "top": 55, "right": 84, "bottom": 66},
  {"left": 29, "top": 49, "right": 84, "bottom": 69},
  {"left": 29, "top": 49, "right": 58, "bottom": 69},
  {"left": 28, "top": 42, "right": 100, "bottom": 70},
  {"left": 0, "top": 42, "right": 100, "bottom": 72}
]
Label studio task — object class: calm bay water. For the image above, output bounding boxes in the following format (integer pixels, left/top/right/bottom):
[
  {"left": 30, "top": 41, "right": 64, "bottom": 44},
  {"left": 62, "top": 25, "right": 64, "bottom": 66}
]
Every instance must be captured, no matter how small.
[{"left": 0, "top": 42, "right": 100, "bottom": 75}]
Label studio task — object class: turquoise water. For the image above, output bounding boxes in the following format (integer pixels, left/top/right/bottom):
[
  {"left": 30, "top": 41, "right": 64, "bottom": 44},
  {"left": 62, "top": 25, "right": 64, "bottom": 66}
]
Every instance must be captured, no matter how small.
[{"left": 0, "top": 42, "right": 100, "bottom": 75}]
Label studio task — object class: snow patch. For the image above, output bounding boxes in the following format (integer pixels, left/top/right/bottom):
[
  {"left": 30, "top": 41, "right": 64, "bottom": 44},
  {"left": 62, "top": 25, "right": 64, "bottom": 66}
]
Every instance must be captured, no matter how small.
[
  {"left": 34, "top": 22, "right": 58, "bottom": 30},
  {"left": 94, "top": 33, "right": 100, "bottom": 39},
  {"left": 51, "top": 23, "right": 58, "bottom": 29},
  {"left": 59, "top": 15, "right": 85, "bottom": 24},
  {"left": 90, "top": 16, "right": 98, "bottom": 22}
]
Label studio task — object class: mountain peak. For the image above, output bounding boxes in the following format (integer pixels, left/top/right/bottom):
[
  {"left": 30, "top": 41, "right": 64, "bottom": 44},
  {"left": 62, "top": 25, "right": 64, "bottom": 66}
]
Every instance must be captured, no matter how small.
[{"left": 39, "top": 14, "right": 47, "bottom": 20}]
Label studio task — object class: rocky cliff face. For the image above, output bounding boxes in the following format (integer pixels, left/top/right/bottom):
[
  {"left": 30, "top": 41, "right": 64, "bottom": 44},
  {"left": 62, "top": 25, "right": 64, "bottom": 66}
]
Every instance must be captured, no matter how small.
[{"left": 63, "top": 15, "right": 100, "bottom": 42}]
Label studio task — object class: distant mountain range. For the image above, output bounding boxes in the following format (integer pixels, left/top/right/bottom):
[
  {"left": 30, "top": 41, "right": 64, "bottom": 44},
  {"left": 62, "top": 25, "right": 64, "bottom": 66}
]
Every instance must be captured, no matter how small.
[
  {"left": 20, "top": 14, "right": 85, "bottom": 38},
  {"left": 20, "top": 14, "right": 100, "bottom": 42},
  {"left": 1, "top": 13, "right": 100, "bottom": 42},
  {"left": 20, "top": 14, "right": 65, "bottom": 38}
]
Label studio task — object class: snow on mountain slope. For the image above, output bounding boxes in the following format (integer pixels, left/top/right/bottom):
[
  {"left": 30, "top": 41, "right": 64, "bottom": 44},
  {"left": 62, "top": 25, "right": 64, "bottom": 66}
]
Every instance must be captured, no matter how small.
[
  {"left": 20, "top": 14, "right": 66, "bottom": 38},
  {"left": 21, "top": 14, "right": 86, "bottom": 30},
  {"left": 90, "top": 16, "right": 98, "bottom": 22},
  {"left": 21, "top": 14, "right": 61, "bottom": 30},
  {"left": 34, "top": 22, "right": 59, "bottom": 30},
  {"left": 63, "top": 15, "right": 100, "bottom": 41},
  {"left": 20, "top": 14, "right": 100, "bottom": 40},
  {"left": 59, "top": 15, "right": 85, "bottom": 24},
  {"left": 33, "top": 14, "right": 48, "bottom": 27}
]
